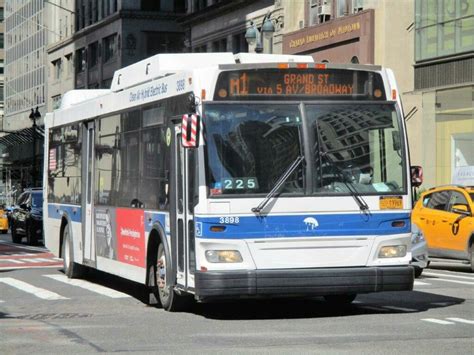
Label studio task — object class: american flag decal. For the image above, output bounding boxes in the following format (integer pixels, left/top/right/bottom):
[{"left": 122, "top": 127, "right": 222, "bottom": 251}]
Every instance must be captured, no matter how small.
[
  {"left": 49, "top": 148, "right": 57, "bottom": 171},
  {"left": 181, "top": 114, "right": 199, "bottom": 147}
]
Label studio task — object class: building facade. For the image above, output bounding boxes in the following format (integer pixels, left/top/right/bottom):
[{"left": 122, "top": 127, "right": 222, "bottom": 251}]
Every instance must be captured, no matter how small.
[
  {"left": 1, "top": 0, "right": 46, "bottom": 191},
  {"left": 413, "top": 0, "right": 474, "bottom": 187},
  {"left": 4, "top": 0, "right": 46, "bottom": 131},
  {"left": 47, "top": 0, "right": 187, "bottom": 112},
  {"left": 182, "top": 0, "right": 281, "bottom": 55},
  {"left": 0, "top": 0, "right": 4, "bottom": 126}
]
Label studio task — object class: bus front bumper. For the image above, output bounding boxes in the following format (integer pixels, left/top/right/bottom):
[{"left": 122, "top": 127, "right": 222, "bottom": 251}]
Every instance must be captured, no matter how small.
[{"left": 194, "top": 266, "right": 414, "bottom": 301}]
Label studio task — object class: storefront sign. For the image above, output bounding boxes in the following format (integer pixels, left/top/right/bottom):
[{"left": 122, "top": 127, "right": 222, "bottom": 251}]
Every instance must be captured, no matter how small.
[{"left": 289, "top": 22, "right": 361, "bottom": 49}]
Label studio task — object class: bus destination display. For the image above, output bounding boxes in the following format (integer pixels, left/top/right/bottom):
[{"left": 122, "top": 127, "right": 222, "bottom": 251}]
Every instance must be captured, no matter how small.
[{"left": 214, "top": 69, "right": 386, "bottom": 101}]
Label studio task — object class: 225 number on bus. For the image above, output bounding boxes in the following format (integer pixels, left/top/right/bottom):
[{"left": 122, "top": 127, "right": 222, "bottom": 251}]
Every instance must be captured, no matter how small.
[{"left": 222, "top": 177, "right": 259, "bottom": 190}]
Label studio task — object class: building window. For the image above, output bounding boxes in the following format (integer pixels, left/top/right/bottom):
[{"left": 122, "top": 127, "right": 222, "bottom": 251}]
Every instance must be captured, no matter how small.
[
  {"left": 76, "top": 48, "right": 86, "bottom": 73},
  {"left": 415, "top": 0, "right": 474, "bottom": 61},
  {"left": 351, "top": 56, "right": 359, "bottom": 63},
  {"left": 89, "top": 42, "right": 99, "bottom": 68},
  {"left": 52, "top": 95, "right": 62, "bottom": 110},
  {"left": 0, "top": 7, "right": 4, "bottom": 22},
  {"left": 65, "top": 53, "right": 73, "bottom": 76},
  {"left": 103, "top": 34, "right": 117, "bottom": 63},
  {"left": 232, "top": 33, "right": 248, "bottom": 54},
  {"left": 194, "top": 0, "right": 207, "bottom": 11},
  {"left": 52, "top": 59, "right": 62, "bottom": 80},
  {"left": 145, "top": 32, "right": 185, "bottom": 57},
  {"left": 141, "top": 0, "right": 161, "bottom": 11}
]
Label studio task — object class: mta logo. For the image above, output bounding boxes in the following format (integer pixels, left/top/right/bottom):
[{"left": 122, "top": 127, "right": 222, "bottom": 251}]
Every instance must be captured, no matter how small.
[{"left": 303, "top": 217, "right": 319, "bottom": 230}]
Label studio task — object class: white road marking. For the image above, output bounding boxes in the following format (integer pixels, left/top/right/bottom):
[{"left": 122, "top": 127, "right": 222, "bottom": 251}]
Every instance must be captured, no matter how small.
[
  {"left": 424, "top": 272, "right": 474, "bottom": 281},
  {"left": 0, "top": 259, "right": 24, "bottom": 264},
  {"left": 430, "top": 278, "right": 474, "bottom": 286},
  {"left": 19, "top": 258, "right": 46, "bottom": 263},
  {"left": 28, "top": 258, "right": 58, "bottom": 263},
  {"left": 0, "top": 299, "right": 4, "bottom": 303},
  {"left": 421, "top": 318, "right": 455, "bottom": 325},
  {"left": 44, "top": 274, "right": 130, "bottom": 298},
  {"left": 0, "top": 277, "right": 68, "bottom": 300},
  {"left": 414, "top": 280, "right": 430, "bottom": 286},
  {"left": 383, "top": 306, "right": 417, "bottom": 312},
  {"left": 0, "top": 265, "right": 61, "bottom": 270},
  {"left": 446, "top": 318, "right": 474, "bottom": 325}
]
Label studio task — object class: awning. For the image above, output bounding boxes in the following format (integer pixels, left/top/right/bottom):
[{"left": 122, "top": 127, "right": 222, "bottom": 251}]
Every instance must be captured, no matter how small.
[{"left": 0, "top": 126, "right": 45, "bottom": 147}]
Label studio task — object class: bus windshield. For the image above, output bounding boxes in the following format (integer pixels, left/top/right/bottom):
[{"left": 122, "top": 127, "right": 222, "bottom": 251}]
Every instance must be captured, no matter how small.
[{"left": 204, "top": 102, "right": 405, "bottom": 196}]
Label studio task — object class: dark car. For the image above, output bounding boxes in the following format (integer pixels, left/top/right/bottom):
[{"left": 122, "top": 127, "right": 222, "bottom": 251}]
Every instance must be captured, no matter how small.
[{"left": 11, "top": 188, "right": 43, "bottom": 245}]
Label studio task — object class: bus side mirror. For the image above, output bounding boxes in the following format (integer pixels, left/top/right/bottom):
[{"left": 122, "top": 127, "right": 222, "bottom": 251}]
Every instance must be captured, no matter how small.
[
  {"left": 181, "top": 114, "right": 200, "bottom": 148},
  {"left": 411, "top": 165, "right": 423, "bottom": 187}
]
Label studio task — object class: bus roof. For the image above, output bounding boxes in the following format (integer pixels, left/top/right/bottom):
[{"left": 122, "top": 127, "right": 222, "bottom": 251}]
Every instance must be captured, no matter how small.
[
  {"left": 60, "top": 89, "right": 111, "bottom": 110},
  {"left": 110, "top": 52, "right": 316, "bottom": 93}
]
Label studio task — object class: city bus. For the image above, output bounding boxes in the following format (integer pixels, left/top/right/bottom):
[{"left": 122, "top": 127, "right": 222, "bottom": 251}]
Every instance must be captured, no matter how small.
[{"left": 44, "top": 52, "right": 422, "bottom": 311}]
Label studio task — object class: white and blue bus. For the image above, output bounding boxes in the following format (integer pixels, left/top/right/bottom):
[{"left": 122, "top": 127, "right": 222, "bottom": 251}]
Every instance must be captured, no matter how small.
[{"left": 44, "top": 53, "right": 422, "bottom": 311}]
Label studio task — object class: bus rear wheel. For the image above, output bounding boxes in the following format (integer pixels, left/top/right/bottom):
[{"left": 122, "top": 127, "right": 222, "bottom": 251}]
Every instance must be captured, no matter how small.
[
  {"left": 156, "top": 243, "right": 192, "bottom": 312},
  {"left": 62, "top": 224, "right": 85, "bottom": 278},
  {"left": 324, "top": 294, "right": 357, "bottom": 305}
]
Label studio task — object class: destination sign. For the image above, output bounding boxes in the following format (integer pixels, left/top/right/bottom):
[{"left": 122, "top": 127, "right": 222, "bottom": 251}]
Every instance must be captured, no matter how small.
[{"left": 214, "top": 69, "right": 386, "bottom": 101}]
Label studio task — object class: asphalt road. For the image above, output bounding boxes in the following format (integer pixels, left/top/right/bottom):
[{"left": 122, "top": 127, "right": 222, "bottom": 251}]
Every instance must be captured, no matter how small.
[{"left": 1, "top": 235, "right": 473, "bottom": 354}]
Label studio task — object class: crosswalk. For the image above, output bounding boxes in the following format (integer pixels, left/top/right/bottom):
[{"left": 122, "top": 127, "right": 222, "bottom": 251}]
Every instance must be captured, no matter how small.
[
  {"left": 0, "top": 240, "right": 63, "bottom": 270},
  {"left": 0, "top": 268, "right": 472, "bottom": 319},
  {"left": 421, "top": 318, "right": 474, "bottom": 325},
  {"left": 414, "top": 269, "right": 474, "bottom": 287},
  {"left": 0, "top": 273, "right": 131, "bottom": 302}
]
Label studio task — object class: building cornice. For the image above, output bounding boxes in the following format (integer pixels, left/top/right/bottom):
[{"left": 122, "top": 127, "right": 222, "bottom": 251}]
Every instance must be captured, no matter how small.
[{"left": 414, "top": 52, "right": 474, "bottom": 68}]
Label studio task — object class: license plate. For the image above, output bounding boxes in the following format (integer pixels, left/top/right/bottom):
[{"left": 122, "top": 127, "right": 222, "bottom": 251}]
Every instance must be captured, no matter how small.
[{"left": 379, "top": 196, "right": 403, "bottom": 209}]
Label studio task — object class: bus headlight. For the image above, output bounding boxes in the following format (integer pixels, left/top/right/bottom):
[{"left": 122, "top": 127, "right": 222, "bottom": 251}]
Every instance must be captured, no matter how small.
[
  {"left": 378, "top": 245, "right": 407, "bottom": 258},
  {"left": 205, "top": 250, "right": 243, "bottom": 263}
]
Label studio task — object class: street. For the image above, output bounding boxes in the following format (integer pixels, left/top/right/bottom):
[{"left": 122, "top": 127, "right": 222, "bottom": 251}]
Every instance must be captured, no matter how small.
[{"left": 1, "top": 234, "right": 473, "bottom": 354}]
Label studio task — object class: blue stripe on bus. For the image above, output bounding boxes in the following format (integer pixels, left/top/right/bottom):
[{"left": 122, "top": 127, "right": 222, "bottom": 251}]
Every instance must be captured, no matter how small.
[
  {"left": 48, "top": 204, "right": 82, "bottom": 223},
  {"left": 144, "top": 211, "right": 169, "bottom": 234},
  {"left": 194, "top": 212, "right": 410, "bottom": 239}
]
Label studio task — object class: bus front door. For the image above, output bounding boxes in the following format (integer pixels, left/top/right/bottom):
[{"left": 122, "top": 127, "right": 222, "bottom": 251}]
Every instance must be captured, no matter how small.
[
  {"left": 82, "top": 121, "right": 96, "bottom": 266},
  {"left": 173, "top": 127, "right": 195, "bottom": 291}
]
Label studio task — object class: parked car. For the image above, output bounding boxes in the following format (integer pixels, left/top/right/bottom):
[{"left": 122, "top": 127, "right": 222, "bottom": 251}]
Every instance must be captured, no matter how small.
[
  {"left": 412, "top": 185, "right": 474, "bottom": 271},
  {"left": 10, "top": 188, "right": 44, "bottom": 245},
  {"left": 410, "top": 222, "right": 429, "bottom": 277},
  {"left": 0, "top": 205, "right": 9, "bottom": 234}
]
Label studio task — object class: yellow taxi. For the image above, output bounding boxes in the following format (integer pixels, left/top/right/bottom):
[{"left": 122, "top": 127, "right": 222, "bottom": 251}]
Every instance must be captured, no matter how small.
[
  {"left": 412, "top": 185, "right": 474, "bottom": 271},
  {"left": 0, "top": 206, "right": 9, "bottom": 234}
]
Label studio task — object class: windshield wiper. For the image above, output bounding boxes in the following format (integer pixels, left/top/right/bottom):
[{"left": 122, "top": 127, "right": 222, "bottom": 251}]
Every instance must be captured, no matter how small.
[
  {"left": 251, "top": 155, "right": 304, "bottom": 215},
  {"left": 321, "top": 152, "right": 370, "bottom": 215}
]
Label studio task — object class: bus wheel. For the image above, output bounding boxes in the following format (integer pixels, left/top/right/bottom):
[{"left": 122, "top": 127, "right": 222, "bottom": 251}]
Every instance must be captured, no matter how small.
[
  {"left": 156, "top": 243, "right": 191, "bottom": 312},
  {"left": 324, "top": 294, "right": 357, "bottom": 305},
  {"left": 62, "top": 224, "right": 85, "bottom": 278}
]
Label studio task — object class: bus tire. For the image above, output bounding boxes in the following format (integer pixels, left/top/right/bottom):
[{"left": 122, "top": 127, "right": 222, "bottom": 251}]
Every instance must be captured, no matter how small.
[
  {"left": 324, "top": 294, "right": 357, "bottom": 305},
  {"left": 62, "top": 223, "right": 85, "bottom": 278},
  {"left": 156, "top": 243, "right": 192, "bottom": 312}
]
